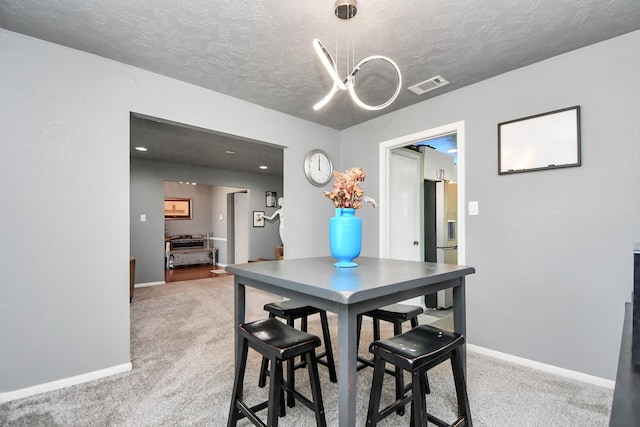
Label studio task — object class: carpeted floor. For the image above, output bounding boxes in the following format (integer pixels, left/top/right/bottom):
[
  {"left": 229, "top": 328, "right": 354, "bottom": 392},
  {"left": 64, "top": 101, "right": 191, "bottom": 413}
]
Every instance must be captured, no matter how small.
[{"left": 0, "top": 276, "right": 613, "bottom": 426}]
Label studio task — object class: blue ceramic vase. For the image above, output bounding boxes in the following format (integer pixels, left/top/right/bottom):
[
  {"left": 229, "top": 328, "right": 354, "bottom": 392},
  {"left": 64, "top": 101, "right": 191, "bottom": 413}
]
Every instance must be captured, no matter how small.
[{"left": 330, "top": 208, "right": 362, "bottom": 268}]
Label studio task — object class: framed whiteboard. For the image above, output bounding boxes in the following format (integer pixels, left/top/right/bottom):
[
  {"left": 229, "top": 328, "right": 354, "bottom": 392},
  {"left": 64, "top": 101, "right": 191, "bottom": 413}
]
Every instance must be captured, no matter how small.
[{"left": 498, "top": 106, "right": 581, "bottom": 175}]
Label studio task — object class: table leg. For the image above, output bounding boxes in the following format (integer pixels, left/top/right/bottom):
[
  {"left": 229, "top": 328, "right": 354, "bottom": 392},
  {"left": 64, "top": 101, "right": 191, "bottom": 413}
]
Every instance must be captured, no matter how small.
[
  {"left": 452, "top": 277, "right": 467, "bottom": 374},
  {"left": 233, "top": 278, "right": 246, "bottom": 367},
  {"left": 336, "top": 304, "right": 358, "bottom": 427}
]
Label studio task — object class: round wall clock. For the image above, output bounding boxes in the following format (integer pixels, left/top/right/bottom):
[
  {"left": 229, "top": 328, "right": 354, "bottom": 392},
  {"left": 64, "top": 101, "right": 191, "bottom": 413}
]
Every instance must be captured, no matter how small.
[{"left": 303, "top": 149, "right": 333, "bottom": 187}]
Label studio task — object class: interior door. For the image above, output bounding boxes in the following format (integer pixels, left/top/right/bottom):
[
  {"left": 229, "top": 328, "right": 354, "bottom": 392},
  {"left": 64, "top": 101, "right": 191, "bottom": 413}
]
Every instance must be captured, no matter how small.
[
  {"left": 388, "top": 148, "right": 422, "bottom": 261},
  {"left": 233, "top": 192, "right": 249, "bottom": 264},
  {"left": 388, "top": 148, "right": 423, "bottom": 306}
]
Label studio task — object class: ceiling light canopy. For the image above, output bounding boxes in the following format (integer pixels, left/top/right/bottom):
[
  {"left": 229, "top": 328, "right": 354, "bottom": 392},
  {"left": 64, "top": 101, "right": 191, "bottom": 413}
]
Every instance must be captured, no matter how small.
[
  {"left": 335, "top": 0, "right": 357, "bottom": 20},
  {"left": 313, "top": 0, "right": 402, "bottom": 112}
]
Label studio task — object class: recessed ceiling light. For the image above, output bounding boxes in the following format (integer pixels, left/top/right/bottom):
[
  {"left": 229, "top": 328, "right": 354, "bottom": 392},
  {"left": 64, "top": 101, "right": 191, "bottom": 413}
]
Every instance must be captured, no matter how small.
[
  {"left": 134, "top": 146, "right": 148, "bottom": 152},
  {"left": 225, "top": 150, "right": 236, "bottom": 154},
  {"left": 259, "top": 165, "right": 268, "bottom": 170}
]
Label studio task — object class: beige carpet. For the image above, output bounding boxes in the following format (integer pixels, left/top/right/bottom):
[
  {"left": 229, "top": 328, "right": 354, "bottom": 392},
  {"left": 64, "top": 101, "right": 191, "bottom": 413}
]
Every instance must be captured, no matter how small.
[{"left": 0, "top": 276, "right": 613, "bottom": 426}]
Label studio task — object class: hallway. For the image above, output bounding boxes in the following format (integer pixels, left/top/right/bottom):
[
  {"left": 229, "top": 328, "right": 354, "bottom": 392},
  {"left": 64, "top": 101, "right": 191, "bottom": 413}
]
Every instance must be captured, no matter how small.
[{"left": 164, "top": 264, "right": 230, "bottom": 283}]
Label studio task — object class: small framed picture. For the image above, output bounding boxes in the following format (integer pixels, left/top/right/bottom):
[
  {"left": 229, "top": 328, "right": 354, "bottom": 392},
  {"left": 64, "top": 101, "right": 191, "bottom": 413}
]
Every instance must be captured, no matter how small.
[
  {"left": 265, "top": 191, "right": 277, "bottom": 207},
  {"left": 253, "top": 211, "right": 265, "bottom": 227},
  {"left": 164, "top": 198, "right": 192, "bottom": 220}
]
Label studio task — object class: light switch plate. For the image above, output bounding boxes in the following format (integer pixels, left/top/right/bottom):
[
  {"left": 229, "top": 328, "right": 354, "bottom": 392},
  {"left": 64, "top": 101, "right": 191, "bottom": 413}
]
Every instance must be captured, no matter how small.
[
  {"left": 140, "top": 214, "right": 146, "bottom": 222},
  {"left": 468, "top": 201, "right": 479, "bottom": 216}
]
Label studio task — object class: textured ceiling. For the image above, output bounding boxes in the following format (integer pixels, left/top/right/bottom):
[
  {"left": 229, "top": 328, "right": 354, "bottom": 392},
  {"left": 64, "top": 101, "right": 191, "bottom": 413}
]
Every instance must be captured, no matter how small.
[
  {"left": 130, "top": 113, "right": 284, "bottom": 176},
  {"left": 2, "top": 0, "right": 639, "bottom": 172}
]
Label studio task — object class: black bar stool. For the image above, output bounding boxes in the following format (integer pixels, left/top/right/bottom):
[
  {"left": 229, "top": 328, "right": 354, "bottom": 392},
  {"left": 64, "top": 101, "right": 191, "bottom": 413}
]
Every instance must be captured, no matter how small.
[
  {"left": 366, "top": 324, "right": 472, "bottom": 427},
  {"left": 357, "top": 303, "right": 424, "bottom": 414},
  {"left": 258, "top": 300, "right": 337, "bottom": 407},
  {"left": 227, "top": 318, "right": 327, "bottom": 427}
]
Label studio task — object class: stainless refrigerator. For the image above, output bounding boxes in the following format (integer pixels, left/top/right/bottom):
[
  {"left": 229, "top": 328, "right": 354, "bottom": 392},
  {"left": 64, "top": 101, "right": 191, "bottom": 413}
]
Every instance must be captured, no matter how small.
[{"left": 425, "top": 180, "right": 458, "bottom": 309}]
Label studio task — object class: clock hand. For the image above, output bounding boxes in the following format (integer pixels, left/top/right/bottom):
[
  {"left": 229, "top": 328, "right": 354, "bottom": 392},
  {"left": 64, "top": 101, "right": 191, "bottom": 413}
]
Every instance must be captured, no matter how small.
[{"left": 318, "top": 157, "right": 320, "bottom": 170}]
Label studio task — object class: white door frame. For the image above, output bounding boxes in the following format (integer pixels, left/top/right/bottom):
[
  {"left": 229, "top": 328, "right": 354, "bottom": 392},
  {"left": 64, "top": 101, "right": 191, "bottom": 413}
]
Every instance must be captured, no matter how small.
[
  {"left": 233, "top": 191, "right": 250, "bottom": 264},
  {"left": 379, "top": 121, "right": 466, "bottom": 264}
]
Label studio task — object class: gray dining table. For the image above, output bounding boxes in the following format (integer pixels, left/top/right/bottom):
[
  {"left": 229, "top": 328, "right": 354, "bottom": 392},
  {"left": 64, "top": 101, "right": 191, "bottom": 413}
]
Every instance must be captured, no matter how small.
[{"left": 226, "top": 256, "right": 475, "bottom": 427}]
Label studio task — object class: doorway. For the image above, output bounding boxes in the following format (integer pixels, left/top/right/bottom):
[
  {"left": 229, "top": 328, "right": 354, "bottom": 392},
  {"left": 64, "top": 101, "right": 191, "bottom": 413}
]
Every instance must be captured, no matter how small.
[
  {"left": 379, "top": 121, "right": 466, "bottom": 265},
  {"left": 129, "top": 113, "right": 284, "bottom": 285},
  {"left": 230, "top": 191, "right": 249, "bottom": 264}
]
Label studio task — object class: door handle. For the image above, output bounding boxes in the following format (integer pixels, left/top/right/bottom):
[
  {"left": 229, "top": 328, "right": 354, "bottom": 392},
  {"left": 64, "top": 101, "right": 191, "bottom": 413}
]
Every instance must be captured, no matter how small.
[{"left": 413, "top": 241, "right": 419, "bottom": 245}]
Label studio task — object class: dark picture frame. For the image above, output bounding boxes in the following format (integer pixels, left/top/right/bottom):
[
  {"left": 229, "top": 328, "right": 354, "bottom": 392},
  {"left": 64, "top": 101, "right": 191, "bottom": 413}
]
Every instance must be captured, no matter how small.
[
  {"left": 265, "top": 191, "right": 277, "bottom": 207},
  {"left": 253, "top": 211, "right": 265, "bottom": 227},
  {"left": 498, "top": 105, "right": 581, "bottom": 175},
  {"left": 164, "top": 198, "right": 192, "bottom": 219}
]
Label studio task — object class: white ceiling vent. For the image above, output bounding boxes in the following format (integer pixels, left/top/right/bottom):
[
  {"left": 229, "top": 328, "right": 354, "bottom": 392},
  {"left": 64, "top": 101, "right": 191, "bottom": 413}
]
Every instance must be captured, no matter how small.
[{"left": 408, "top": 75, "right": 450, "bottom": 95}]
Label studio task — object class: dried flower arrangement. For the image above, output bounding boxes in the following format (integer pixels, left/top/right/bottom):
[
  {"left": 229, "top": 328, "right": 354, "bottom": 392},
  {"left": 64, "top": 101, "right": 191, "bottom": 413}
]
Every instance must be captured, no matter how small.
[{"left": 324, "top": 167, "right": 377, "bottom": 209}]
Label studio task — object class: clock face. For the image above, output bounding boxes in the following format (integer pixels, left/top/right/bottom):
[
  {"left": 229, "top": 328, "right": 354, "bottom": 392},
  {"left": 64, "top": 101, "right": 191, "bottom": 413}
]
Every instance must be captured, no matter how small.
[{"left": 304, "top": 149, "right": 333, "bottom": 186}]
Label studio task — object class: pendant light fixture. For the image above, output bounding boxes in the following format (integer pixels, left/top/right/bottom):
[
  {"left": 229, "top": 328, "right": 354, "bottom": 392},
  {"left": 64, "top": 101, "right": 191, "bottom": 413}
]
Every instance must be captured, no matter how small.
[{"left": 313, "top": 0, "right": 402, "bottom": 111}]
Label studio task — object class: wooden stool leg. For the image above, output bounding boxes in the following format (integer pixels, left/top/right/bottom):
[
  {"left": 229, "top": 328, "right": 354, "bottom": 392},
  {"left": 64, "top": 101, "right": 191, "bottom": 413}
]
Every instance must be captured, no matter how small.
[
  {"left": 319, "top": 311, "right": 337, "bottom": 383},
  {"left": 258, "top": 313, "right": 277, "bottom": 388},
  {"left": 366, "top": 356, "right": 387, "bottom": 427},
  {"left": 409, "top": 368, "right": 426, "bottom": 427},
  {"left": 286, "top": 316, "right": 296, "bottom": 408},
  {"left": 227, "top": 338, "right": 249, "bottom": 427},
  {"left": 393, "top": 321, "right": 405, "bottom": 416},
  {"left": 373, "top": 318, "right": 381, "bottom": 341},
  {"left": 267, "top": 358, "right": 284, "bottom": 427},
  {"left": 258, "top": 359, "right": 268, "bottom": 388},
  {"left": 306, "top": 351, "right": 327, "bottom": 427},
  {"left": 298, "top": 316, "right": 309, "bottom": 369}
]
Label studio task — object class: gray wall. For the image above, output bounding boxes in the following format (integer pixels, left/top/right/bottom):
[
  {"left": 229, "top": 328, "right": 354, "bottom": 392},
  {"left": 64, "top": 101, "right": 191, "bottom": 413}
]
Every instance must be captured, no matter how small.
[
  {"left": 163, "top": 181, "right": 213, "bottom": 237},
  {"left": 341, "top": 30, "right": 640, "bottom": 380},
  {"left": 131, "top": 158, "right": 283, "bottom": 284},
  {"left": 2, "top": 26, "right": 638, "bottom": 396},
  {"left": 1, "top": 28, "right": 339, "bottom": 394}
]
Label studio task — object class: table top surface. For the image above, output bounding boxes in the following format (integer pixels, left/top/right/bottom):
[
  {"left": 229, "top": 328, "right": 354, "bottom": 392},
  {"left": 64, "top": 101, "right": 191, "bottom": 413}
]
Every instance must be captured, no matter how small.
[{"left": 226, "top": 256, "right": 475, "bottom": 304}]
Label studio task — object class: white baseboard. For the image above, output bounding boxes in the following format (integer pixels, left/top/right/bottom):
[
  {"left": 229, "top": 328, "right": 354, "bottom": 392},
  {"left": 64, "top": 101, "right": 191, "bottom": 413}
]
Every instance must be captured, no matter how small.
[
  {"left": 467, "top": 344, "right": 615, "bottom": 389},
  {"left": 134, "top": 281, "right": 165, "bottom": 288},
  {"left": 0, "top": 362, "right": 132, "bottom": 404}
]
